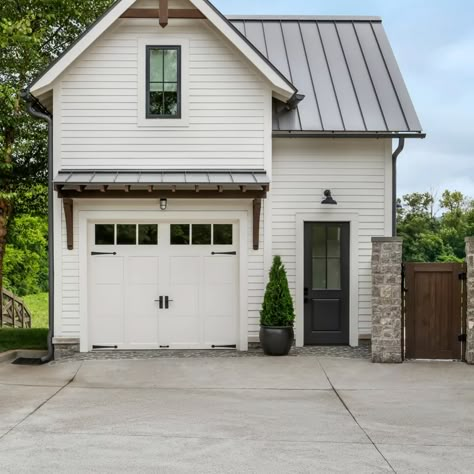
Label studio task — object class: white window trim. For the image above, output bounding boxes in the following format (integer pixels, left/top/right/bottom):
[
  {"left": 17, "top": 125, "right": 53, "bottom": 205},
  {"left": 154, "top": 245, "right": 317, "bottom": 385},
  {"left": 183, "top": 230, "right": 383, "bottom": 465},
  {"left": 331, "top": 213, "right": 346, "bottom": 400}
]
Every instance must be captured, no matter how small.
[
  {"left": 137, "top": 37, "right": 189, "bottom": 128},
  {"left": 295, "top": 212, "right": 360, "bottom": 348}
]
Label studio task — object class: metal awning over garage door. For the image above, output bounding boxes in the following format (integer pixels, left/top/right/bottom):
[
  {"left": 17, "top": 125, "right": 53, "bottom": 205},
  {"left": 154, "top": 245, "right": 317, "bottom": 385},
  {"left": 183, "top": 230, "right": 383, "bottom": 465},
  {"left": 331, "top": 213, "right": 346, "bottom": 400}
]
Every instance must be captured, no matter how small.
[
  {"left": 54, "top": 169, "right": 270, "bottom": 197},
  {"left": 55, "top": 169, "right": 267, "bottom": 252}
]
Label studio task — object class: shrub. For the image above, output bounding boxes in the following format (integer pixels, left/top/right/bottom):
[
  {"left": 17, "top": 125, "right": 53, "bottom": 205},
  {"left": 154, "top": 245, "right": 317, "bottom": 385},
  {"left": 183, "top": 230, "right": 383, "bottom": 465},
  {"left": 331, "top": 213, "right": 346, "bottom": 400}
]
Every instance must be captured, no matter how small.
[{"left": 260, "top": 255, "right": 295, "bottom": 327}]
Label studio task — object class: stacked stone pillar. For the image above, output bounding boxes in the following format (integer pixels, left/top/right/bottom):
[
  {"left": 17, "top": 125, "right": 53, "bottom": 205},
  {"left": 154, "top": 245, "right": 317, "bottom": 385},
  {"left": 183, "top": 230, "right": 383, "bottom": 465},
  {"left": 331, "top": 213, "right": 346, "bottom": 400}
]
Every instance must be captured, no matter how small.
[
  {"left": 465, "top": 237, "right": 474, "bottom": 364},
  {"left": 371, "top": 237, "right": 403, "bottom": 363}
]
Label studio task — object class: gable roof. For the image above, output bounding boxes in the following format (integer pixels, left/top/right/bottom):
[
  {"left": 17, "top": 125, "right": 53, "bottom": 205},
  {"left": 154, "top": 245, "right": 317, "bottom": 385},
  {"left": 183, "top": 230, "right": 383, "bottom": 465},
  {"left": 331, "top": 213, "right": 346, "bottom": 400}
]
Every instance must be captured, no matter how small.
[
  {"left": 229, "top": 16, "right": 424, "bottom": 136},
  {"left": 30, "top": 0, "right": 297, "bottom": 101}
]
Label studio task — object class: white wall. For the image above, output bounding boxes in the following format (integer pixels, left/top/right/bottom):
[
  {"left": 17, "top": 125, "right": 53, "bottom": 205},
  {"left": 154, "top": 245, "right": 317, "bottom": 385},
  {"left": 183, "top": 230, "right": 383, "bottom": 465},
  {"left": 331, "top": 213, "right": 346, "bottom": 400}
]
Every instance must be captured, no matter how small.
[
  {"left": 272, "top": 138, "right": 392, "bottom": 338},
  {"left": 55, "top": 18, "right": 270, "bottom": 170}
]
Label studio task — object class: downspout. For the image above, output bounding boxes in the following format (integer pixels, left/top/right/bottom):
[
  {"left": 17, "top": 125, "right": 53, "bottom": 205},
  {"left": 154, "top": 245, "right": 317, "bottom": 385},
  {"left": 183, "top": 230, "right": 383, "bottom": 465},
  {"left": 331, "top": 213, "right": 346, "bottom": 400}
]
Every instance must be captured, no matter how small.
[
  {"left": 21, "top": 90, "right": 54, "bottom": 363},
  {"left": 392, "top": 138, "right": 405, "bottom": 237}
]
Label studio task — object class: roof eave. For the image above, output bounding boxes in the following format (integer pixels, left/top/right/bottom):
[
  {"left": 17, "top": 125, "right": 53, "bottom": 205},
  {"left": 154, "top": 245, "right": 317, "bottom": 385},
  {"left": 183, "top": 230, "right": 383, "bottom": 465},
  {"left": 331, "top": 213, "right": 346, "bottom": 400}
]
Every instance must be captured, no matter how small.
[{"left": 272, "top": 131, "right": 426, "bottom": 139}]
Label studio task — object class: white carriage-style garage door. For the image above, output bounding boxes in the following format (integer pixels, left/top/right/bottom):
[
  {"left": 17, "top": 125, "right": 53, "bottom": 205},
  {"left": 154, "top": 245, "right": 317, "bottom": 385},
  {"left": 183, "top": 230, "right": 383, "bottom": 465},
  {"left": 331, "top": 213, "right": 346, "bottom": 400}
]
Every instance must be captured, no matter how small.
[{"left": 88, "top": 221, "right": 238, "bottom": 350}]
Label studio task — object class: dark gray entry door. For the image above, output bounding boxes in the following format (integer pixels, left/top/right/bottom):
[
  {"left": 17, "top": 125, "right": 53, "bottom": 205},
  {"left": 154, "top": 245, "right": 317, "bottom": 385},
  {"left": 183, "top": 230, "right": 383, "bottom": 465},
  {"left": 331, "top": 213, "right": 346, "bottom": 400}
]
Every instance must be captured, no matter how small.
[{"left": 304, "top": 222, "right": 350, "bottom": 345}]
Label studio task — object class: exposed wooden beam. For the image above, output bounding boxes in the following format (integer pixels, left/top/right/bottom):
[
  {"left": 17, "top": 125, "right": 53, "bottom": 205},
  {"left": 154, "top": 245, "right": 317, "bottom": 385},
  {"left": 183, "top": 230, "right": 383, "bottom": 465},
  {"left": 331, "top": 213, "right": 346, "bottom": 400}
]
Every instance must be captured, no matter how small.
[
  {"left": 159, "top": 0, "right": 168, "bottom": 27},
  {"left": 124, "top": 185, "right": 130, "bottom": 193},
  {"left": 148, "top": 185, "right": 153, "bottom": 193},
  {"left": 218, "top": 185, "right": 223, "bottom": 193},
  {"left": 240, "top": 185, "right": 247, "bottom": 193},
  {"left": 120, "top": 8, "right": 206, "bottom": 19},
  {"left": 63, "top": 198, "right": 74, "bottom": 250},
  {"left": 253, "top": 198, "right": 262, "bottom": 251},
  {"left": 58, "top": 189, "right": 267, "bottom": 200}
]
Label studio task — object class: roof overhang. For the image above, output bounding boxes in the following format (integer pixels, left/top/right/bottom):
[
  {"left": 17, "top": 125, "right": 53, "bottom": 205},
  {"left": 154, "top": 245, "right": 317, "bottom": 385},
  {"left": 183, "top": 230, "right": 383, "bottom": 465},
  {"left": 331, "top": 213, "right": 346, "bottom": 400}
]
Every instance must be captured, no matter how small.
[
  {"left": 54, "top": 169, "right": 270, "bottom": 199},
  {"left": 272, "top": 131, "right": 426, "bottom": 139},
  {"left": 30, "top": 0, "right": 297, "bottom": 102}
]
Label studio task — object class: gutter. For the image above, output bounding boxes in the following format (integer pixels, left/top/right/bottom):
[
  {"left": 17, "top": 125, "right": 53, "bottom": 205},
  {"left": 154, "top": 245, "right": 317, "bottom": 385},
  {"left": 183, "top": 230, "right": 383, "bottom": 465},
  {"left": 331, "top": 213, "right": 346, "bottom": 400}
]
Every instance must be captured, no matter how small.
[
  {"left": 392, "top": 137, "right": 405, "bottom": 237},
  {"left": 21, "top": 90, "right": 54, "bottom": 364}
]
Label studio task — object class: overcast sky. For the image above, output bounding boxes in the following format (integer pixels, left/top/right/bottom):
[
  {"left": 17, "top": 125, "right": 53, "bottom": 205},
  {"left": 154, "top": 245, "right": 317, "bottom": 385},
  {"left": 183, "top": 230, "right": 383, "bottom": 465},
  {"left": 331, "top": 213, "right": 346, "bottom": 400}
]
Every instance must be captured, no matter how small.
[{"left": 214, "top": 0, "right": 474, "bottom": 199}]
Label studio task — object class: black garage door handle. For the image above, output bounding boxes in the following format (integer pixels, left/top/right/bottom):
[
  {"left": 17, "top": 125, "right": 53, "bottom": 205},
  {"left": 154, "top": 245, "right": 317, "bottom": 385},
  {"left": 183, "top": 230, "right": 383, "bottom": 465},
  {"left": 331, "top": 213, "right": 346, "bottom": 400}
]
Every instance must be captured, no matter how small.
[
  {"left": 91, "top": 251, "right": 117, "bottom": 256},
  {"left": 211, "top": 251, "right": 236, "bottom": 255}
]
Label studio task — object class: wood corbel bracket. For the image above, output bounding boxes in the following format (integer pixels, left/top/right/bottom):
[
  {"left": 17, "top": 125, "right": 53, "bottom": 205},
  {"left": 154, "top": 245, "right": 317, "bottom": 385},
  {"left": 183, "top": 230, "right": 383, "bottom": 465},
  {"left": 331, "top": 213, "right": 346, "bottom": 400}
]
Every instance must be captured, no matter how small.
[
  {"left": 253, "top": 198, "right": 262, "bottom": 251},
  {"left": 63, "top": 198, "right": 74, "bottom": 250}
]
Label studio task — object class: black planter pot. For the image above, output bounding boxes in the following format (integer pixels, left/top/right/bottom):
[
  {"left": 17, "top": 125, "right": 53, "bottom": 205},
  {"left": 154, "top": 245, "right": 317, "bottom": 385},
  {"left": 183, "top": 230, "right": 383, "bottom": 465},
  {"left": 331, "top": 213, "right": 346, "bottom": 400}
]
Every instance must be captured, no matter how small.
[{"left": 259, "top": 326, "right": 294, "bottom": 356}]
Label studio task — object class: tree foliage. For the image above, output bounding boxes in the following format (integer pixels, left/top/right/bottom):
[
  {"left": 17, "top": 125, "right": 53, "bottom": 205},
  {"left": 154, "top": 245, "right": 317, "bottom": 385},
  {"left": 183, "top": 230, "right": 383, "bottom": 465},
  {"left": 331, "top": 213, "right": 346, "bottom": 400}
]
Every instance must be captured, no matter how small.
[
  {"left": 0, "top": 0, "right": 115, "bottom": 298},
  {"left": 260, "top": 256, "right": 295, "bottom": 327},
  {"left": 397, "top": 190, "right": 474, "bottom": 262},
  {"left": 3, "top": 214, "right": 48, "bottom": 296}
]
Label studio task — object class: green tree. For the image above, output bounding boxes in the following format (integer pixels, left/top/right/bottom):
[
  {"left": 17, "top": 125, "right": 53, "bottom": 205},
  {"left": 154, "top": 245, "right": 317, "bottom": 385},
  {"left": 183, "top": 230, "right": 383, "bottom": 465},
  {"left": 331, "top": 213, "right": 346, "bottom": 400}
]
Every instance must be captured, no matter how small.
[
  {"left": 3, "top": 214, "right": 48, "bottom": 295},
  {"left": 0, "top": 0, "right": 114, "bottom": 299},
  {"left": 398, "top": 190, "right": 474, "bottom": 262},
  {"left": 260, "top": 256, "right": 295, "bottom": 327}
]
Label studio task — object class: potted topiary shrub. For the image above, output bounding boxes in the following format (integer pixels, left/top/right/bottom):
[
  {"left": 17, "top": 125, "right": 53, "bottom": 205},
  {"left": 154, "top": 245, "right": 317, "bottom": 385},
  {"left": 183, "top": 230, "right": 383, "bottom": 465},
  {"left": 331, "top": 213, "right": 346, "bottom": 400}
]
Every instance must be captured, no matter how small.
[{"left": 259, "top": 255, "right": 295, "bottom": 356}]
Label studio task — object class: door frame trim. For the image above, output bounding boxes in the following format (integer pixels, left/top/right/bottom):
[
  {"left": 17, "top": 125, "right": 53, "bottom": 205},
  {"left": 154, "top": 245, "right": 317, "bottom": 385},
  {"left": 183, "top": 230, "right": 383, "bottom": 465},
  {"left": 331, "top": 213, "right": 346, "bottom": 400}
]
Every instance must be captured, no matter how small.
[
  {"left": 79, "top": 208, "right": 248, "bottom": 352},
  {"left": 295, "top": 212, "right": 359, "bottom": 347}
]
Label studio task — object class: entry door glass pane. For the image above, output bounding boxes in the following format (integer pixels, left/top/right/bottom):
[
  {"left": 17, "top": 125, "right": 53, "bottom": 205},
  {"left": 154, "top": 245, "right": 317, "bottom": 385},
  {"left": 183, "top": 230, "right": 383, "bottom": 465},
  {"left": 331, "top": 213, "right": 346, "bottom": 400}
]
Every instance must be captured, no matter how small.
[
  {"left": 311, "top": 223, "right": 342, "bottom": 289},
  {"left": 170, "top": 224, "right": 190, "bottom": 245},
  {"left": 117, "top": 224, "right": 137, "bottom": 245}
]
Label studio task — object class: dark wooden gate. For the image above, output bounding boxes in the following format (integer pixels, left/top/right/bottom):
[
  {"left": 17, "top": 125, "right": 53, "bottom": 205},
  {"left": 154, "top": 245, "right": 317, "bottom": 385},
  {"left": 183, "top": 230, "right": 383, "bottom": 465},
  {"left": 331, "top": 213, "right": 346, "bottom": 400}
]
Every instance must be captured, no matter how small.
[{"left": 404, "top": 263, "right": 466, "bottom": 360}]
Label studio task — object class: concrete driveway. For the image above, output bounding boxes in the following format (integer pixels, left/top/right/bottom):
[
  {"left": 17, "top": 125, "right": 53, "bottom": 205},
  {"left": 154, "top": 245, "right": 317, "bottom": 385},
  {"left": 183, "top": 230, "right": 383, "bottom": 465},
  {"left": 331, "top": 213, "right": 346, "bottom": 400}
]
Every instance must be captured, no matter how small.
[{"left": 0, "top": 356, "right": 473, "bottom": 473}]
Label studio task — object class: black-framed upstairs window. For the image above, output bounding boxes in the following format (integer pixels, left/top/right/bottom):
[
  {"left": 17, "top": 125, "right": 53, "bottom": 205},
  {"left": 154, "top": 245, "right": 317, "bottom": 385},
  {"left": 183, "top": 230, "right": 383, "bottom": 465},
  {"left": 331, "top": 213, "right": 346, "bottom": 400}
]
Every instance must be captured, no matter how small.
[{"left": 146, "top": 46, "right": 181, "bottom": 119}]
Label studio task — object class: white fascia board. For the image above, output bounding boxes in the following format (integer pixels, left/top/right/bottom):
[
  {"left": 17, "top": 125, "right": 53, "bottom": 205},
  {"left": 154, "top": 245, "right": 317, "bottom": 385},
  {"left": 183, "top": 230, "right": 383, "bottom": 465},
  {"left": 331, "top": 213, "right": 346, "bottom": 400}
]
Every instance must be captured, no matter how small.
[
  {"left": 191, "top": 0, "right": 296, "bottom": 101},
  {"left": 30, "top": 0, "right": 136, "bottom": 94}
]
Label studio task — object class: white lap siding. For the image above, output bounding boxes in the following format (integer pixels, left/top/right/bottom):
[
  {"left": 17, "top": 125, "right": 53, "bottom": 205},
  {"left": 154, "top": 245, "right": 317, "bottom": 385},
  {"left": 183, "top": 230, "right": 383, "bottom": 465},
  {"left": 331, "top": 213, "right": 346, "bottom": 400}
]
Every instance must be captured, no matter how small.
[
  {"left": 57, "top": 20, "right": 269, "bottom": 170},
  {"left": 272, "top": 138, "right": 392, "bottom": 337}
]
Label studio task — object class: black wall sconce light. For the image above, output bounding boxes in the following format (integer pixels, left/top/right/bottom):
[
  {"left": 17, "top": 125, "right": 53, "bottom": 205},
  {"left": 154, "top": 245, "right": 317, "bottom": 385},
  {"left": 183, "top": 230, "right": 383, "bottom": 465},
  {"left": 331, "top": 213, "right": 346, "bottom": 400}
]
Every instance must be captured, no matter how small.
[
  {"left": 321, "top": 189, "right": 337, "bottom": 205},
  {"left": 160, "top": 198, "right": 167, "bottom": 211}
]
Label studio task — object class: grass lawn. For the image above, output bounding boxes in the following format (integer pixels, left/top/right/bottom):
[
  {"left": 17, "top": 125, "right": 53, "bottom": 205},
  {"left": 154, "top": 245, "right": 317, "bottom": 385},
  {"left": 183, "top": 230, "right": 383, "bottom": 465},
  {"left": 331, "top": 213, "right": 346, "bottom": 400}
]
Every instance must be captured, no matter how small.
[
  {"left": 0, "top": 292, "right": 49, "bottom": 353},
  {"left": 23, "top": 292, "right": 49, "bottom": 328},
  {"left": 0, "top": 328, "right": 48, "bottom": 353}
]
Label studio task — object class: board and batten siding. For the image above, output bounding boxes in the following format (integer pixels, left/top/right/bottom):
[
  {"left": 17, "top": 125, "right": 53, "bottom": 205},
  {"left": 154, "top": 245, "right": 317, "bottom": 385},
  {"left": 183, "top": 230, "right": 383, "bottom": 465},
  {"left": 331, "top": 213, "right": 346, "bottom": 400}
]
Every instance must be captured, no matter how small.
[
  {"left": 56, "top": 19, "right": 270, "bottom": 170},
  {"left": 272, "top": 138, "right": 392, "bottom": 337}
]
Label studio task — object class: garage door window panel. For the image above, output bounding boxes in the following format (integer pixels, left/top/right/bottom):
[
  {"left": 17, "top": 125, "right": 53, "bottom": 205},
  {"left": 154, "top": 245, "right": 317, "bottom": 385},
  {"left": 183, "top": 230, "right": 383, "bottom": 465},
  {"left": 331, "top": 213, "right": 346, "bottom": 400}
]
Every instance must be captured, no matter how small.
[
  {"left": 213, "top": 224, "right": 233, "bottom": 245},
  {"left": 117, "top": 224, "right": 137, "bottom": 245},
  {"left": 171, "top": 224, "right": 190, "bottom": 245},
  {"left": 95, "top": 224, "right": 115, "bottom": 245},
  {"left": 192, "top": 224, "right": 211, "bottom": 245},
  {"left": 138, "top": 224, "right": 158, "bottom": 245}
]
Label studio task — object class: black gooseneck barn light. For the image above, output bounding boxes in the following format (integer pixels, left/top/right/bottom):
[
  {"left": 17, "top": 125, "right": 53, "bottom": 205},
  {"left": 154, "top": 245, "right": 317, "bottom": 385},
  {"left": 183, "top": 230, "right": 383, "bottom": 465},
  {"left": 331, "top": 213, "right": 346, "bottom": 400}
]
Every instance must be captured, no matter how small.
[{"left": 321, "top": 189, "right": 337, "bottom": 205}]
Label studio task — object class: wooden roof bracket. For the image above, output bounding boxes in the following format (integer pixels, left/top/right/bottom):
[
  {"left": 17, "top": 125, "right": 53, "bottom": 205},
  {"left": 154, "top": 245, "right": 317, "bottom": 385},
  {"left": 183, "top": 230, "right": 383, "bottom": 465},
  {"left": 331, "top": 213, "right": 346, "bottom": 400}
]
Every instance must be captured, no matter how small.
[
  {"left": 253, "top": 198, "right": 262, "bottom": 250},
  {"left": 159, "top": 0, "right": 168, "bottom": 27},
  {"left": 63, "top": 198, "right": 74, "bottom": 250}
]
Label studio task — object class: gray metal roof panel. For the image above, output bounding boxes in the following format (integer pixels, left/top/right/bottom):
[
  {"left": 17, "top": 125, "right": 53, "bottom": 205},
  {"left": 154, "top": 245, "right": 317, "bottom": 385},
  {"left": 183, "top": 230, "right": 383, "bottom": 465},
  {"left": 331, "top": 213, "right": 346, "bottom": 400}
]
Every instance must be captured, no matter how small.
[
  {"left": 229, "top": 16, "right": 423, "bottom": 134},
  {"left": 54, "top": 170, "right": 270, "bottom": 186}
]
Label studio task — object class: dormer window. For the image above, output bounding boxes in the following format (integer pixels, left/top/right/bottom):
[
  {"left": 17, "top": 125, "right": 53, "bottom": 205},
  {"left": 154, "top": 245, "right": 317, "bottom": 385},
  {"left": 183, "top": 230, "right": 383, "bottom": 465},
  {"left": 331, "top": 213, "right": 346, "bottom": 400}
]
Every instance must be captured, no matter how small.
[{"left": 146, "top": 46, "right": 181, "bottom": 119}]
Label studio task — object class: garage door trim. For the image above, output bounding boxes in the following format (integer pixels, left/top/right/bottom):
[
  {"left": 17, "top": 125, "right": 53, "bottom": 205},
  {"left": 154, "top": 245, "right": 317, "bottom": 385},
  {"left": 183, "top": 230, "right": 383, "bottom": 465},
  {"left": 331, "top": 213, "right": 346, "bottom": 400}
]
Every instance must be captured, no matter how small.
[{"left": 78, "top": 209, "right": 249, "bottom": 352}]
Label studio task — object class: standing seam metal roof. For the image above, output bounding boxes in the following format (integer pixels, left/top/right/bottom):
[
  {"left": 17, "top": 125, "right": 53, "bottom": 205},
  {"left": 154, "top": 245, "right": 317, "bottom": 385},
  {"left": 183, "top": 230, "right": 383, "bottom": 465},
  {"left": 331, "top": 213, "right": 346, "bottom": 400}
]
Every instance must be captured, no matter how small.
[{"left": 228, "top": 16, "right": 423, "bottom": 134}]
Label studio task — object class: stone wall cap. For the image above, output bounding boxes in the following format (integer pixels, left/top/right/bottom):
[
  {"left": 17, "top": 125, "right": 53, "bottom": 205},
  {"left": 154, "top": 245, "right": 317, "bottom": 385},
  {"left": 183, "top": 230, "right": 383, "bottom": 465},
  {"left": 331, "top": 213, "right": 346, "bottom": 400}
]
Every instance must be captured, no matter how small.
[
  {"left": 465, "top": 236, "right": 474, "bottom": 242},
  {"left": 52, "top": 337, "right": 80, "bottom": 345},
  {"left": 371, "top": 236, "right": 403, "bottom": 242}
]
